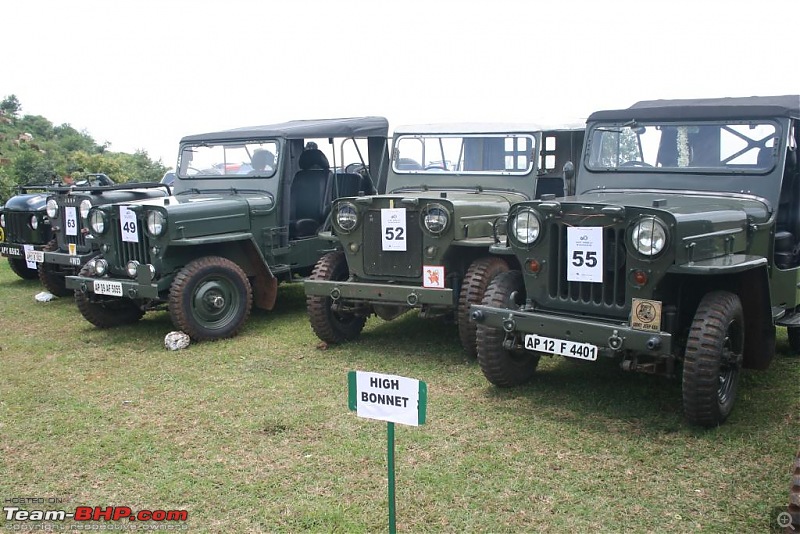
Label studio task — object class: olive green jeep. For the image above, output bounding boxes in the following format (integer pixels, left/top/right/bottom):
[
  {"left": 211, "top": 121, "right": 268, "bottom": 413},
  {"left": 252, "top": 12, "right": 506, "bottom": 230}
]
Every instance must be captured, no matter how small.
[
  {"left": 304, "top": 123, "right": 583, "bottom": 355},
  {"left": 34, "top": 174, "right": 170, "bottom": 296},
  {"left": 65, "top": 117, "right": 389, "bottom": 341},
  {"left": 471, "top": 95, "right": 800, "bottom": 426}
]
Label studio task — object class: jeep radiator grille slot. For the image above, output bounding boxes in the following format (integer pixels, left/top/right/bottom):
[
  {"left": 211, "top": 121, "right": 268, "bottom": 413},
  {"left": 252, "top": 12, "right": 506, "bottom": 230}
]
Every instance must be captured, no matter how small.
[
  {"left": 547, "top": 224, "right": 626, "bottom": 307},
  {"left": 5, "top": 212, "right": 36, "bottom": 243},
  {"left": 363, "top": 209, "right": 422, "bottom": 277},
  {"left": 109, "top": 214, "right": 151, "bottom": 270}
]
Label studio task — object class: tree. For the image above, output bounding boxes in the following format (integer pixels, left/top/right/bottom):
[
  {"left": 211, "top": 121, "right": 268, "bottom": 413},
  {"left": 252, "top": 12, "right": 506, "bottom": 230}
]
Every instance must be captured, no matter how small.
[{"left": 0, "top": 95, "right": 21, "bottom": 117}]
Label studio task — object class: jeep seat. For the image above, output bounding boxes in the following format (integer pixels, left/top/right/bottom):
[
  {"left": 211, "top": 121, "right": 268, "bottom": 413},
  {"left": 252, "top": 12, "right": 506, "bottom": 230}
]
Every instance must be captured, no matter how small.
[{"left": 290, "top": 149, "right": 332, "bottom": 238}]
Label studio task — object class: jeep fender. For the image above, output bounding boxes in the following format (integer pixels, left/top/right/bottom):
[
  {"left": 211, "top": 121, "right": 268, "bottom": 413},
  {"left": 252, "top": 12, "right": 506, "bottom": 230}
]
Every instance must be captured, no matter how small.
[
  {"left": 668, "top": 258, "right": 774, "bottom": 370},
  {"left": 171, "top": 234, "right": 277, "bottom": 310}
]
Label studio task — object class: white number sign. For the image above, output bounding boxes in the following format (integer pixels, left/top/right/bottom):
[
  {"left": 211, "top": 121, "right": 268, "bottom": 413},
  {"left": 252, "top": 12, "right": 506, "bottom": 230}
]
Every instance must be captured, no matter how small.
[
  {"left": 381, "top": 208, "right": 406, "bottom": 251},
  {"left": 65, "top": 206, "right": 78, "bottom": 236},
  {"left": 120, "top": 206, "right": 138, "bottom": 243},
  {"left": 567, "top": 226, "right": 603, "bottom": 283}
]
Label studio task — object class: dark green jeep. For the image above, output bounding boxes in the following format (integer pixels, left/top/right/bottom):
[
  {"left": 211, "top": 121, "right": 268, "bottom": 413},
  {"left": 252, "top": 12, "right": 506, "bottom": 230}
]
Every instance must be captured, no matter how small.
[
  {"left": 0, "top": 185, "right": 55, "bottom": 280},
  {"left": 66, "top": 117, "right": 389, "bottom": 341},
  {"left": 471, "top": 95, "right": 800, "bottom": 426},
  {"left": 36, "top": 174, "right": 169, "bottom": 296},
  {"left": 304, "top": 123, "right": 583, "bottom": 355}
]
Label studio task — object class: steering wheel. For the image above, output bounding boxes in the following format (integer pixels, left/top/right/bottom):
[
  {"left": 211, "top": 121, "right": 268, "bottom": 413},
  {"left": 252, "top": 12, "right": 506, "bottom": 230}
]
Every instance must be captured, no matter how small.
[
  {"left": 620, "top": 161, "right": 653, "bottom": 168},
  {"left": 345, "top": 163, "right": 366, "bottom": 175},
  {"left": 424, "top": 164, "right": 447, "bottom": 171}
]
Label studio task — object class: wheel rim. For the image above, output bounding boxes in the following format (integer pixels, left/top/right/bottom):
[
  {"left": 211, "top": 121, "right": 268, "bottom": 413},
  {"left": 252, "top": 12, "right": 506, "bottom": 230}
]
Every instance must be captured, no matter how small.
[
  {"left": 192, "top": 276, "right": 239, "bottom": 329},
  {"left": 717, "top": 318, "right": 743, "bottom": 405}
]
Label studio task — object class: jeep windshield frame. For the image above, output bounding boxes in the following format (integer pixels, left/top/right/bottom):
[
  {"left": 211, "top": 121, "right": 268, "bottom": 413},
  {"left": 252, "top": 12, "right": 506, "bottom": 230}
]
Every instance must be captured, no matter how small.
[
  {"left": 585, "top": 120, "right": 779, "bottom": 174},
  {"left": 177, "top": 139, "right": 280, "bottom": 179},
  {"left": 392, "top": 133, "right": 536, "bottom": 176}
]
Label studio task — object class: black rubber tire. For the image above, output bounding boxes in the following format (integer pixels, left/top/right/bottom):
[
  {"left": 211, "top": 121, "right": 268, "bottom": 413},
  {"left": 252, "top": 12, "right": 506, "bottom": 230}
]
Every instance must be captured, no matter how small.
[
  {"left": 37, "top": 239, "right": 71, "bottom": 296},
  {"left": 74, "top": 259, "right": 145, "bottom": 328},
  {"left": 787, "top": 327, "right": 800, "bottom": 355},
  {"left": 168, "top": 256, "right": 253, "bottom": 341},
  {"left": 682, "top": 290, "right": 744, "bottom": 427},
  {"left": 476, "top": 270, "right": 539, "bottom": 387},
  {"left": 457, "top": 257, "right": 509, "bottom": 358},
  {"left": 8, "top": 256, "right": 39, "bottom": 280},
  {"left": 306, "top": 251, "right": 366, "bottom": 344}
]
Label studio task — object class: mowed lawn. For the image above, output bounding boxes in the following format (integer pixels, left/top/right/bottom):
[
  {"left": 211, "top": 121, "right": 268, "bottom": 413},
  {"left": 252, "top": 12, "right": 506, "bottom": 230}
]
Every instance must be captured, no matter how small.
[{"left": 0, "top": 261, "right": 798, "bottom": 533}]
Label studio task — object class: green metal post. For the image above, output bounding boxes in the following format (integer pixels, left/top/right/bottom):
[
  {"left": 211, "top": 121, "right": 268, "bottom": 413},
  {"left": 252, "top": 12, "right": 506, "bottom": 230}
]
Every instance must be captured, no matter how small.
[{"left": 388, "top": 421, "right": 396, "bottom": 534}]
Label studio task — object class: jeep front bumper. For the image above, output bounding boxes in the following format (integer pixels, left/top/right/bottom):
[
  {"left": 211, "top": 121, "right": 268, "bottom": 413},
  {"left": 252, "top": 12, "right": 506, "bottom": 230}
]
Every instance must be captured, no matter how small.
[
  {"left": 43, "top": 250, "right": 94, "bottom": 267},
  {"left": 470, "top": 304, "right": 673, "bottom": 356},
  {"left": 304, "top": 280, "right": 453, "bottom": 307},
  {"left": 65, "top": 273, "right": 160, "bottom": 300}
]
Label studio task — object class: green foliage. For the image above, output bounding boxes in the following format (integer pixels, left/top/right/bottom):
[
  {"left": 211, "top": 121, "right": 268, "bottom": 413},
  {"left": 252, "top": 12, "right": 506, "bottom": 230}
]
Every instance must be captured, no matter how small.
[
  {"left": 0, "top": 94, "right": 167, "bottom": 202},
  {"left": 0, "top": 94, "right": 21, "bottom": 117}
]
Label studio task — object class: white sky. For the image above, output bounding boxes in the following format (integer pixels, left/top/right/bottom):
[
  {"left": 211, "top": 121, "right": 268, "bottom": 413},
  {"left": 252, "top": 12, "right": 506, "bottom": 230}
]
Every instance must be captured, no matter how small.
[{"left": 2, "top": 0, "right": 798, "bottom": 169}]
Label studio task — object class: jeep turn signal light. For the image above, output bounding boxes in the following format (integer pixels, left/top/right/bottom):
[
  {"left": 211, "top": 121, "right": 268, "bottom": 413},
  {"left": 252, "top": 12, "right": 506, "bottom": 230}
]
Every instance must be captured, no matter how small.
[
  {"left": 526, "top": 258, "right": 541, "bottom": 273},
  {"left": 632, "top": 269, "right": 648, "bottom": 286}
]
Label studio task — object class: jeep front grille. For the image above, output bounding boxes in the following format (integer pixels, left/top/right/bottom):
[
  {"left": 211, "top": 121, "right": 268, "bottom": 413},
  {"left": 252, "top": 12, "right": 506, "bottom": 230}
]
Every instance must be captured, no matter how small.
[
  {"left": 57, "top": 196, "right": 88, "bottom": 250},
  {"left": 363, "top": 209, "right": 422, "bottom": 277},
  {"left": 106, "top": 213, "right": 151, "bottom": 271},
  {"left": 4, "top": 211, "right": 45, "bottom": 244},
  {"left": 546, "top": 222, "right": 627, "bottom": 308}
]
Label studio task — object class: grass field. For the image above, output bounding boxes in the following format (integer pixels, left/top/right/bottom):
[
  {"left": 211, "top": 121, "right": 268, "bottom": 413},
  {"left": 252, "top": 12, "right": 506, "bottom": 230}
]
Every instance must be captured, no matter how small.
[{"left": 0, "top": 261, "right": 798, "bottom": 533}]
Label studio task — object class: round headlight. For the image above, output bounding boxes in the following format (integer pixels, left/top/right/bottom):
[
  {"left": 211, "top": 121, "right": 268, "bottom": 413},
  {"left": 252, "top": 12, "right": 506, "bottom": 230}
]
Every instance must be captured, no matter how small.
[
  {"left": 89, "top": 209, "right": 106, "bottom": 234},
  {"left": 511, "top": 208, "right": 541, "bottom": 245},
  {"left": 30, "top": 214, "right": 39, "bottom": 230},
  {"left": 46, "top": 198, "right": 58, "bottom": 218},
  {"left": 94, "top": 259, "right": 108, "bottom": 276},
  {"left": 79, "top": 199, "right": 92, "bottom": 219},
  {"left": 335, "top": 202, "right": 358, "bottom": 233},
  {"left": 126, "top": 260, "right": 140, "bottom": 278},
  {"left": 631, "top": 217, "right": 668, "bottom": 256},
  {"left": 146, "top": 210, "right": 166, "bottom": 236},
  {"left": 422, "top": 204, "right": 449, "bottom": 235}
]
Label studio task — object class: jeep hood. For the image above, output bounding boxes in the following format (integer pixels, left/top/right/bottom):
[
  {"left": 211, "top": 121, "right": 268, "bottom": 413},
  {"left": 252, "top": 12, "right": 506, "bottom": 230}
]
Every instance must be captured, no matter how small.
[
  {"left": 564, "top": 190, "right": 770, "bottom": 225},
  {"left": 374, "top": 189, "right": 528, "bottom": 212},
  {"left": 4, "top": 193, "right": 48, "bottom": 212}
]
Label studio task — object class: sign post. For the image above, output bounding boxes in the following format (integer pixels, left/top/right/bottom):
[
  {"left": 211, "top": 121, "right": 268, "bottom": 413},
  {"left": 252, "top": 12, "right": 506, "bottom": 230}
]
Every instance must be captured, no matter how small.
[{"left": 348, "top": 371, "right": 427, "bottom": 534}]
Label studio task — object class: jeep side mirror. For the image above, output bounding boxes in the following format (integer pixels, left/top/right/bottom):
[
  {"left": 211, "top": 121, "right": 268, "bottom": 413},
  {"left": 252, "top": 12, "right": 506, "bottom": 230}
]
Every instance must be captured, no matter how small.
[{"left": 563, "top": 161, "right": 576, "bottom": 196}]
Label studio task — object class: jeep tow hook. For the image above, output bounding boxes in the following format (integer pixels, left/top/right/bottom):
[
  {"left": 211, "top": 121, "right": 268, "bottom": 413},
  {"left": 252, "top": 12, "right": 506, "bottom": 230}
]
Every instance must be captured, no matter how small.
[{"left": 608, "top": 330, "right": 623, "bottom": 350}]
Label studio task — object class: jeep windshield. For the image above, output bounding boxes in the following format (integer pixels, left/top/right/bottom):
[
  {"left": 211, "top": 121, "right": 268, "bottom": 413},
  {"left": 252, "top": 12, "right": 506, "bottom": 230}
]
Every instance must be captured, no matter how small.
[
  {"left": 392, "top": 134, "right": 535, "bottom": 175},
  {"left": 177, "top": 140, "right": 280, "bottom": 178},
  {"left": 586, "top": 121, "right": 777, "bottom": 173}
]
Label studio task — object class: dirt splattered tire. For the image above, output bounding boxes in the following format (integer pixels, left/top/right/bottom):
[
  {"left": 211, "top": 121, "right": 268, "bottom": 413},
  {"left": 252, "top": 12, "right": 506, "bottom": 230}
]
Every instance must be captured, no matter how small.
[
  {"left": 74, "top": 259, "right": 145, "bottom": 328},
  {"left": 682, "top": 290, "right": 744, "bottom": 427},
  {"left": 307, "top": 251, "right": 366, "bottom": 344},
  {"left": 476, "top": 270, "right": 539, "bottom": 387},
  {"left": 457, "top": 257, "right": 509, "bottom": 358},
  {"left": 37, "top": 239, "right": 71, "bottom": 296},
  {"left": 168, "top": 256, "right": 253, "bottom": 341},
  {"left": 7, "top": 256, "right": 39, "bottom": 280}
]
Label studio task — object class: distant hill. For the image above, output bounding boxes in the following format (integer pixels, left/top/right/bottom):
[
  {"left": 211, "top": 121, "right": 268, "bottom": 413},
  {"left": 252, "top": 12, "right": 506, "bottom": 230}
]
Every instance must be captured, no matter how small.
[{"left": 0, "top": 94, "right": 167, "bottom": 202}]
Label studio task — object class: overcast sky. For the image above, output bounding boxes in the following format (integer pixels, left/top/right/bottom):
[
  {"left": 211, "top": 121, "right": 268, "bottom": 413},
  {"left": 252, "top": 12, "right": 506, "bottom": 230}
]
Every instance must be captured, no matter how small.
[{"left": 3, "top": 0, "right": 798, "bottom": 169}]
